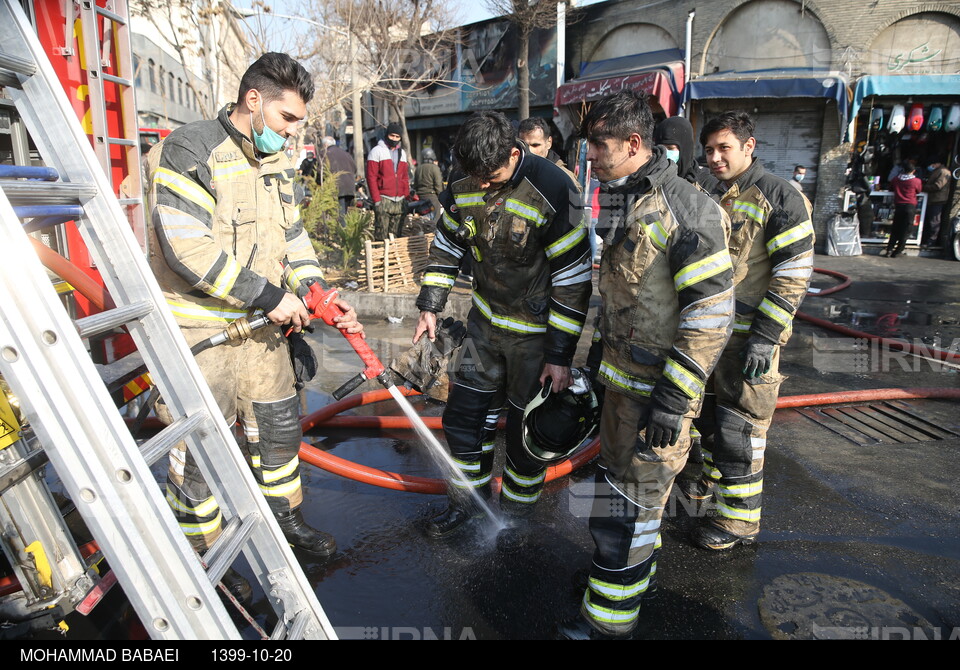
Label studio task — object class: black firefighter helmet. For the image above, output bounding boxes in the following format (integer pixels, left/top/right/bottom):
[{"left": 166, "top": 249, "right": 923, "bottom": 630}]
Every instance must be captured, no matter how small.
[{"left": 521, "top": 368, "right": 600, "bottom": 465}]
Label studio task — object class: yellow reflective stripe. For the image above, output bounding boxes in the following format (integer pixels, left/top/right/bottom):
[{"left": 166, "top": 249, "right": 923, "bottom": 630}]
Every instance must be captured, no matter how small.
[
  {"left": 757, "top": 298, "right": 793, "bottom": 327},
  {"left": 733, "top": 318, "right": 752, "bottom": 333},
  {"left": 673, "top": 249, "right": 732, "bottom": 292},
  {"left": 545, "top": 225, "right": 586, "bottom": 259},
  {"left": 643, "top": 220, "right": 669, "bottom": 251},
  {"left": 663, "top": 358, "right": 704, "bottom": 399},
  {"left": 259, "top": 476, "right": 301, "bottom": 498},
  {"left": 588, "top": 575, "right": 651, "bottom": 601},
  {"left": 505, "top": 198, "right": 548, "bottom": 226},
  {"left": 166, "top": 487, "right": 220, "bottom": 517},
  {"left": 472, "top": 293, "right": 547, "bottom": 334},
  {"left": 481, "top": 441, "right": 495, "bottom": 453},
  {"left": 179, "top": 512, "right": 223, "bottom": 536},
  {"left": 209, "top": 258, "right": 242, "bottom": 299},
  {"left": 285, "top": 266, "right": 325, "bottom": 292},
  {"left": 212, "top": 158, "right": 254, "bottom": 179},
  {"left": 441, "top": 211, "right": 459, "bottom": 233},
  {"left": 423, "top": 272, "right": 457, "bottom": 288},
  {"left": 548, "top": 310, "right": 584, "bottom": 336},
  {"left": 454, "top": 192, "right": 485, "bottom": 207},
  {"left": 262, "top": 456, "right": 299, "bottom": 484},
  {"left": 716, "top": 501, "right": 762, "bottom": 522},
  {"left": 732, "top": 200, "right": 764, "bottom": 225},
  {"left": 166, "top": 300, "right": 248, "bottom": 322},
  {"left": 767, "top": 219, "right": 814, "bottom": 255},
  {"left": 718, "top": 479, "right": 763, "bottom": 498},
  {"left": 583, "top": 592, "right": 640, "bottom": 623},
  {"left": 598, "top": 361, "right": 655, "bottom": 396},
  {"left": 504, "top": 466, "right": 545, "bottom": 487},
  {"left": 450, "top": 472, "right": 492, "bottom": 488},
  {"left": 154, "top": 167, "right": 215, "bottom": 214},
  {"left": 501, "top": 483, "right": 540, "bottom": 503},
  {"left": 452, "top": 457, "right": 481, "bottom": 473}
]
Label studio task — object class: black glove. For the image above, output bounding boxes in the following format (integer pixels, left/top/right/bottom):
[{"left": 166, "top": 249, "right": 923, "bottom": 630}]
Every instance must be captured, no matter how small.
[
  {"left": 741, "top": 336, "right": 776, "bottom": 379},
  {"left": 638, "top": 402, "right": 684, "bottom": 451},
  {"left": 288, "top": 330, "right": 317, "bottom": 390}
]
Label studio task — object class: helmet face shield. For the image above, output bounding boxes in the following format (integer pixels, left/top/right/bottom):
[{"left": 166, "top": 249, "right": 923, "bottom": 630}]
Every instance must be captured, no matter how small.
[{"left": 521, "top": 369, "right": 600, "bottom": 465}]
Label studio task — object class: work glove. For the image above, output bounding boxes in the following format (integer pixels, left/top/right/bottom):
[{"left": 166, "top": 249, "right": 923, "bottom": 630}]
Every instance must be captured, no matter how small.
[
  {"left": 741, "top": 336, "right": 776, "bottom": 379},
  {"left": 638, "top": 401, "right": 684, "bottom": 452},
  {"left": 288, "top": 329, "right": 318, "bottom": 391}
]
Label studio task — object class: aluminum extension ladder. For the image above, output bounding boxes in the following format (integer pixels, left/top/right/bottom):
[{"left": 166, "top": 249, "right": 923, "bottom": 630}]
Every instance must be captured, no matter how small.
[{"left": 0, "top": 0, "right": 335, "bottom": 640}]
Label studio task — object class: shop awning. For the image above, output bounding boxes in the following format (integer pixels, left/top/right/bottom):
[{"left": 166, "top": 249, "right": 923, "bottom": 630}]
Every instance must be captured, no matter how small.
[
  {"left": 849, "top": 75, "right": 960, "bottom": 125},
  {"left": 684, "top": 69, "right": 850, "bottom": 131},
  {"left": 555, "top": 64, "right": 683, "bottom": 116}
]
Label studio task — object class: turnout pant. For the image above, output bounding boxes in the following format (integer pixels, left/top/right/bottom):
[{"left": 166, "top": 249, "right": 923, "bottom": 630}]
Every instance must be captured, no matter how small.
[
  {"left": 441, "top": 310, "right": 547, "bottom": 507},
  {"left": 157, "top": 325, "right": 305, "bottom": 552},
  {"left": 698, "top": 333, "right": 782, "bottom": 537},
  {"left": 581, "top": 389, "right": 694, "bottom": 636}
]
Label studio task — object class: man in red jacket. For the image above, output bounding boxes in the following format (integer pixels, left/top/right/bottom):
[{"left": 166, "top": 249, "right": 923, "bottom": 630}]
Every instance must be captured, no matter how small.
[
  {"left": 883, "top": 159, "right": 923, "bottom": 258},
  {"left": 366, "top": 122, "right": 410, "bottom": 240}
]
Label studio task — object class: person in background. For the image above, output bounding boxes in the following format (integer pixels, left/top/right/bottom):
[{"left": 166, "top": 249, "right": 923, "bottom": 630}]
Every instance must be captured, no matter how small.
[
  {"left": 790, "top": 165, "right": 807, "bottom": 193},
  {"left": 413, "top": 147, "right": 444, "bottom": 223},
  {"left": 922, "top": 160, "right": 951, "bottom": 249},
  {"left": 366, "top": 122, "right": 410, "bottom": 240},
  {"left": 883, "top": 160, "right": 923, "bottom": 258},
  {"left": 652, "top": 116, "right": 718, "bottom": 193},
  {"left": 319, "top": 136, "right": 356, "bottom": 227}
]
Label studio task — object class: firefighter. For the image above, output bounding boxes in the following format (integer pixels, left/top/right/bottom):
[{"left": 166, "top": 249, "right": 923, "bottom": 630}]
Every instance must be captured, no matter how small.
[
  {"left": 689, "top": 111, "right": 815, "bottom": 550},
  {"left": 147, "top": 54, "right": 364, "bottom": 577},
  {"left": 559, "top": 90, "right": 733, "bottom": 639},
  {"left": 412, "top": 111, "right": 592, "bottom": 535}
]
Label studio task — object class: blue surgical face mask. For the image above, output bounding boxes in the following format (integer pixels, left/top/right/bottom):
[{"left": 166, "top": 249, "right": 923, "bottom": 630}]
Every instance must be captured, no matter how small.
[
  {"left": 794, "top": 173, "right": 805, "bottom": 182},
  {"left": 251, "top": 104, "right": 287, "bottom": 154},
  {"left": 665, "top": 148, "right": 680, "bottom": 164}
]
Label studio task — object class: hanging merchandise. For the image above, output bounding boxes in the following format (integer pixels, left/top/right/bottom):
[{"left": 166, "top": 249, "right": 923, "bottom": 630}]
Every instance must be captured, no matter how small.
[
  {"left": 927, "top": 105, "right": 944, "bottom": 132},
  {"left": 869, "top": 107, "right": 884, "bottom": 132},
  {"left": 889, "top": 104, "right": 906, "bottom": 133},
  {"left": 908, "top": 104, "right": 925, "bottom": 132},
  {"left": 946, "top": 104, "right": 960, "bottom": 132}
]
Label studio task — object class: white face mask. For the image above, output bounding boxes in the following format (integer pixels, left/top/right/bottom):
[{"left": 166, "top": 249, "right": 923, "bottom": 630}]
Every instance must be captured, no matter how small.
[
  {"left": 794, "top": 173, "right": 805, "bottom": 182},
  {"left": 665, "top": 149, "right": 680, "bottom": 164}
]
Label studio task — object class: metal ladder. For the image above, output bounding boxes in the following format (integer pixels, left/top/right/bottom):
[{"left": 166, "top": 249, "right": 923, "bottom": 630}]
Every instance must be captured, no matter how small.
[{"left": 0, "top": 0, "right": 334, "bottom": 640}]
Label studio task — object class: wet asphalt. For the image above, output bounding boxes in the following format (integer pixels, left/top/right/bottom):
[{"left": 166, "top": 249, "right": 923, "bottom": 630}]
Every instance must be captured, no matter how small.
[{"left": 30, "top": 252, "right": 960, "bottom": 640}]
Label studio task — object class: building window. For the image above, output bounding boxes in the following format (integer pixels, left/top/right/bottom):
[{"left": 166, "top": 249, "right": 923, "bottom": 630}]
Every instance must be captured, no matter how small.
[
  {"left": 168, "top": 72, "right": 175, "bottom": 102},
  {"left": 177, "top": 78, "right": 183, "bottom": 106},
  {"left": 159, "top": 66, "right": 165, "bottom": 97},
  {"left": 148, "top": 59, "right": 156, "bottom": 93},
  {"left": 133, "top": 55, "right": 141, "bottom": 87}
]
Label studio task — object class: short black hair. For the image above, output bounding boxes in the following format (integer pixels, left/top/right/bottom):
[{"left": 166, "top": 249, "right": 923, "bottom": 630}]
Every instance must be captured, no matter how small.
[
  {"left": 579, "top": 90, "right": 654, "bottom": 149},
  {"left": 794, "top": 165, "right": 806, "bottom": 171},
  {"left": 454, "top": 112, "right": 516, "bottom": 178},
  {"left": 699, "top": 111, "right": 754, "bottom": 148},
  {"left": 518, "top": 117, "right": 551, "bottom": 137},
  {"left": 903, "top": 159, "right": 917, "bottom": 173},
  {"left": 238, "top": 52, "right": 314, "bottom": 105}
]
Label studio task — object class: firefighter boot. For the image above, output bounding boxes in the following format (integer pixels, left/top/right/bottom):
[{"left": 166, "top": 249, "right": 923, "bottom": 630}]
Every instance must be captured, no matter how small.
[
  {"left": 220, "top": 567, "right": 253, "bottom": 604},
  {"left": 276, "top": 508, "right": 337, "bottom": 558},
  {"left": 426, "top": 485, "right": 490, "bottom": 538},
  {"left": 691, "top": 521, "right": 758, "bottom": 551}
]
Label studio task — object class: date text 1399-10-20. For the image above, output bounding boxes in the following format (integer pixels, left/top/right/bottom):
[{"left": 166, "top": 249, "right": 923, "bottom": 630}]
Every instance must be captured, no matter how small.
[{"left": 211, "top": 648, "right": 294, "bottom": 662}]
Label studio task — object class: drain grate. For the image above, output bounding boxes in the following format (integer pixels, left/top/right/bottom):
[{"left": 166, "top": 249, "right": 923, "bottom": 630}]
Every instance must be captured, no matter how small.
[{"left": 795, "top": 400, "right": 960, "bottom": 446}]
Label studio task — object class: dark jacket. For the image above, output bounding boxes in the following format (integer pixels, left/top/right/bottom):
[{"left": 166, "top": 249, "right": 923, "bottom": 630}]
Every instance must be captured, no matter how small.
[{"left": 320, "top": 144, "right": 356, "bottom": 198}]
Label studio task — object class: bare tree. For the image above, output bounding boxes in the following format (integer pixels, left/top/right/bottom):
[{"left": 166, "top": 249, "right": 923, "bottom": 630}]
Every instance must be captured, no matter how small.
[
  {"left": 484, "top": 0, "right": 567, "bottom": 120},
  {"left": 325, "top": 0, "right": 460, "bottom": 158}
]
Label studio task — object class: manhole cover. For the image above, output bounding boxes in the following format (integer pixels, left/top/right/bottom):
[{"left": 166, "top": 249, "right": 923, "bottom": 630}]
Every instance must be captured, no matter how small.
[{"left": 758, "top": 572, "right": 934, "bottom": 639}]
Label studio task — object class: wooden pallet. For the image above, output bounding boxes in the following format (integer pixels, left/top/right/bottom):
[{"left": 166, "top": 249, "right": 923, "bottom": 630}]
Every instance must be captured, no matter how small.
[{"left": 361, "top": 233, "right": 434, "bottom": 292}]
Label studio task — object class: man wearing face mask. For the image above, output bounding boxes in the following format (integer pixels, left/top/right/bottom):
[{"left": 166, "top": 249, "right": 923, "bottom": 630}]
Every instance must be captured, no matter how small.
[
  {"left": 791, "top": 165, "right": 807, "bottom": 193},
  {"left": 367, "top": 122, "right": 411, "bottom": 240},
  {"left": 652, "top": 116, "right": 718, "bottom": 193},
  {"left": 147, "top": 53, "right": 364, "bottom": 586}
]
